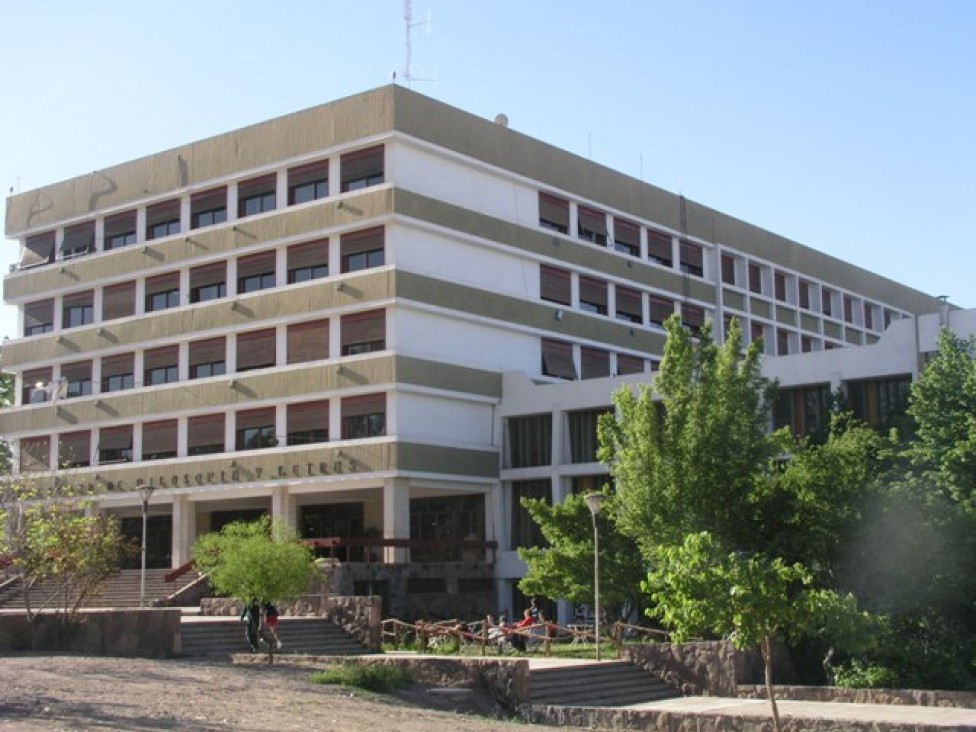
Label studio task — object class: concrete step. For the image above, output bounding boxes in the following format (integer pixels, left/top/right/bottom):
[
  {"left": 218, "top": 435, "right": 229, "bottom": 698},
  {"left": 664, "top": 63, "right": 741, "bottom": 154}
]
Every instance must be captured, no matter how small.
[
  {"left": 0, "top": 570, "right": 203, "bottom": 610},
  {"left": 179, "top": 617, "right": 367, "bottom": 658},
  {"left": 529, "top": 660, "right": 680, "bottom": 707}
]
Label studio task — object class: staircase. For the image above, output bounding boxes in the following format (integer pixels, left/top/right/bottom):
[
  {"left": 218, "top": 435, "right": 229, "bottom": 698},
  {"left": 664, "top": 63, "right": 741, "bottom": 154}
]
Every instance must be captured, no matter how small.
[
  {"left": 0, "top": 569, "right": 204, "bottom": 610},
  {"left": 529, "top": 660, "right": 681, "bottom": 707},
  {"left": 179, "top": 617, "right": 368, "bottom": 658}
]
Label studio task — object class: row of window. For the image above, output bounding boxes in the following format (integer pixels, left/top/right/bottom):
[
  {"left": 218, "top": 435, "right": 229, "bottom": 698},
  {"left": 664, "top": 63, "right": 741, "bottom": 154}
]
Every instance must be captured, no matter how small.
[
  {"left": 538, "top": 192, "right": 705, "bottom": 276},
  {"left": 19, "top": 146, "right": 384, "bottom": 269},
  {"left": 22, "top": 311, "right": 384, "bottom": 405},
  {"left": 18, "top": 394, "right": 387, "bottom": 472},
  {"left": 540, "top": 338, "right": 657, "bottom": 382},
  {"left": 23, "top": 228, "right": 384, "bottom": 336}
]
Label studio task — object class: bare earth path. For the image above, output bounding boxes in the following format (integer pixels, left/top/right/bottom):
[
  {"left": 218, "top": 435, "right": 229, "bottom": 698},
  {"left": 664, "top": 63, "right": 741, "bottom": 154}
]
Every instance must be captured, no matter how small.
[{"left": 0, "top": 655, "right": 590, "bottom": 732}]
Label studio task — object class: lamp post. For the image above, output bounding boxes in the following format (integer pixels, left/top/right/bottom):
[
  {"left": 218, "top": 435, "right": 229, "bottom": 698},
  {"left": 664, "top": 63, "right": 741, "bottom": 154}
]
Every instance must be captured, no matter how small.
[
  {"left": 583, "top": 492, "right": 605, "bottom": 661},
  {"left": 138, "top": 485, "right": 156, "bottom": 608}
]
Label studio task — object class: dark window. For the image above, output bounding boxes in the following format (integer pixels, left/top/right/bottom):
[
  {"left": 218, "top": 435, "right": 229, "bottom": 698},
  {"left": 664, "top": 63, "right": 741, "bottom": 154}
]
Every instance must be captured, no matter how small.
[
  {"left": 238, "top": 175, "right": 276, "bottom": 218},
  {"left": 237, "top": 251, "right": 275, "bottom": 293},
  {"left": 287, "top": 239, "right": 328, "bottom": 283},
  {"left": 845, "top": 377, "right": 912, "bottom": 430},
  {"left": 101, "top": 354, "right": 134, "bottom": 392},
  {"left": 21, "top": 231, "right": 56, "bottom": 268},
  {"left": 341, "top": 310, "right": 385, "bottom": 355},
  {"left": 679, "top": 241, "right": 704, "bottom": 277},
  {"left": 287, "top": 401, "right": 329, "bottom": 445},
  {"left": 613, "top": 218, "right": 640, "bottom": 257},
  {"left": 189, "top": 338, "right": 225, "bottom": 379},
  {"left": 287, "top": 319, "right": 329, "bottom": 364},
  {"left": 844, "top": 296, "right": 854, "bottom": 323},
  {"left": 236, "top": 328, "right": 276, "bottom": 371},
  {"left": 62, "top": 360, "right": 92, "bottom": 399},
  {"left": 568, "top": 409, "right": 611, "bottom": 463},
  {"left": 341, "top": 394, "right": 386, "bottom": 439},
  {"left": 616, "top": 354, "right": 644, "bottom": 376},
  {"left": 773, "top": 385, "right": 832, "bottom": 438},
  {"left": 647, "top": 228, "right": 673, "bottom": 267},
  {"left": 104, "top": 211, "right": 137, "bottom": 250},
  {"left": 510, "top": 479, "right": 549, "bottom": 549},
  {"left": 649, "top": 295, "right": 674, "bottom": 327},
  {"left": 538, "top": 192, "right": 569, "bottom": 234},
  {"left": 188, "top": 414, "right": 225, "bottom": 456},
  {"left": 98, "top": 426, "right": 133, "bottom": 464},
  {"left": 340, "top": 227, "right": 384, "bottom": 273},
  {"left": 145, "top": 272, "right": 180, "bottom": 312},
  {"left": 61, "top": 222, "right": 95, "bottom": 259},
  {"left": 59, "top": 431, "right": 91, "bottom": 468},
  {"left": 721, "top": 254, "right": 736, "bottom": 285},
  {"left": 22, "top": 367, "right": 52, "bottom": 404},
  {"left": 751, "top": 322, "right": 766, "bottom": 349},
  {"left": 288, "top": 160, "right": 329, "bottom": 204},
  {"left": 777, "top": 329, "right": 790, "bottom": 356},
  {"left": 864, "top": 303, "right": 875, "bottom": 330},
  {"left": 340, "top": 146, "right": 384, "bottom": 192},
  {"left": 20, "top": 436, "right": 51, "bottom": 472},
  {"left": 775, "top": 272, "right": 787, "bottom": 302},
  {"left": 144, "top": 346, "right": 179, "bottom": 385},
  {"left": 682, "top": 304, "right": 705, "bottom": 331},
  {"left": 62, "top": 291, "right": 94, "bottom": 328},
  {"left": 143, "top": 420, "right": 178, "bottom": 460},
  {"left": 146, "top": 200, "right": 180, "bottom": 240},
  {"left": 577, "top": 206, "right": 607, "bottom": 246},
  {"left": 506, "top": 414, "right": 552, "bottom": 468},
  {"left": 822, "top": 287, "right": 834, "bottom": 317},
  {"left": 25, "top": 299, "right": 54, "bottom": 336},
  {"left": 749, "top": 264, "right": 763, "bottom": 295},
  {"left": 580, "top": 347, "right": 610, "bottom": 380},
  {"left": 236, "top": 407, "right": 276, "bottom": 450},
  {"left": 615, "top": 286, "right": 642, "bottom": 323},
  {"left": 801, "top": 336, "right": 814, "bottom": 353},
  {"left": 190, "top": 262, "right": 227, "bottom": 303},
  {"left": 540, "top": 264, "right": 571, "bottom": 306},
  {"left": 578, "top": 276, "right": 608, "bottom": 315},
  {"left": 799, "top": 280, "right": 811, "bottom": 310},
  {"left": 541, "top": 339, "right": 576, "bottom": 380},
  {"left": 103, "top": 282, "right": 136, "bottom": 320},
  {"left": 191, "top": 188, "right": 227, "bottom": 229}
]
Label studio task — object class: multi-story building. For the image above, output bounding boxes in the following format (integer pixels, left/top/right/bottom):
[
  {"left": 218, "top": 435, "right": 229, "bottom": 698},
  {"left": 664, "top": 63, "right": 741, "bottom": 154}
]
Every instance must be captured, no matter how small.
[{"left": 1, "top": 85, "right": 955, "bottom": 619}]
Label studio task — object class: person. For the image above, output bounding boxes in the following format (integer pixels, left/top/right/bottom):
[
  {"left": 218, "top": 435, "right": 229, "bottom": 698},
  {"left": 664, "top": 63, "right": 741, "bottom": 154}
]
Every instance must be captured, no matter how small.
[
  {"left": 510, "top": 608, "right": 535, "bottom": 652},
  {"left": 240, "top": 599, "right": 260, "bottom": 653},
  {"left": 262, "top": 602, "right": 282, "bottom": 650},
  {"left": 529, "top": 597, "right": 541, "bottom": 622}
]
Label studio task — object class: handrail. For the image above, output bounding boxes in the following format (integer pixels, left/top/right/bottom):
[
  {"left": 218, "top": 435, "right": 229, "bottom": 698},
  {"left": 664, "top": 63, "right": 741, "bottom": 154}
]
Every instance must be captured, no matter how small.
[
  {"left": 305, "top": 536, "right": 499, "bottom": 564},
  {"left": 163, "top": 560, "right": 195, "bottom": 583}
]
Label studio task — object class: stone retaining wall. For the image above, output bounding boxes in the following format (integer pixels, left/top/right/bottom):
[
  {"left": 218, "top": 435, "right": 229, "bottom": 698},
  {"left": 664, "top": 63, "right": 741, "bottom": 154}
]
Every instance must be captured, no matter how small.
[
  {"left": 628, "top": 640, "right": 739, "bottom": 696},
  {"left": 0, "top": 609, "right": 181, "bottom": 657},
  {"left": 738, "top": 683, "right": 976, "bottom": 708}
]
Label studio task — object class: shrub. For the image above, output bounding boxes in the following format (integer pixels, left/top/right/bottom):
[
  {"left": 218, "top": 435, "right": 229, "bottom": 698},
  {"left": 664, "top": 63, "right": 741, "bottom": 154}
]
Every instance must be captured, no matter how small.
[
  {"left": 833, "top": 660, "right": 900, "bottom": 689},
  {"left": 310, "top": 664, "right": 413, "bottom": 694}
]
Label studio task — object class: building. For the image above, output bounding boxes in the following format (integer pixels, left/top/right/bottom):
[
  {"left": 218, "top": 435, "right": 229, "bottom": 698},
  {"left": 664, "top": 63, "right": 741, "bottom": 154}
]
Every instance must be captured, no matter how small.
[{"left": 1, "top": 85, "right": 956, "bottom": 619}]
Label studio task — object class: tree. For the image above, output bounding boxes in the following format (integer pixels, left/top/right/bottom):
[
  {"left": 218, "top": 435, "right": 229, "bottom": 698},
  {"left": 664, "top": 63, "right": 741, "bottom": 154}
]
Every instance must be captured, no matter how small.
[
  {"left": 647, "top": 531, "right": 873, "bottom": 731},
  {"left": 0, "top": 373, "right": 14, "bottom": 477},
  {"left": 517, "top": 491, "right": 645, "bottom": 622},
  {"left": 0, "top": 475, "right": 128, "bottom": 647},
  {"left": 192, "top": 517, "right": 316, "bottom": 606},
  {"left": 598, "top": 316, "right": 781, "bottom": 557}
]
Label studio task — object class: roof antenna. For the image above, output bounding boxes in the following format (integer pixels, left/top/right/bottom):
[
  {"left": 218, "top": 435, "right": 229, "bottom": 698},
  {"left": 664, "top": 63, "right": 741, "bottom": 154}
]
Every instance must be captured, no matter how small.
[{"left": 402, "top": 0, "right": 434, "bottom": 89}]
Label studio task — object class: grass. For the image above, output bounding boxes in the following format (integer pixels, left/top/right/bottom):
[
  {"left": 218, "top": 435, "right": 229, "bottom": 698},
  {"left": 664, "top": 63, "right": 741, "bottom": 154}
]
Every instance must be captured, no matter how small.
[{"left": 310, "top": 663, "right": 414, "bottom": 694}]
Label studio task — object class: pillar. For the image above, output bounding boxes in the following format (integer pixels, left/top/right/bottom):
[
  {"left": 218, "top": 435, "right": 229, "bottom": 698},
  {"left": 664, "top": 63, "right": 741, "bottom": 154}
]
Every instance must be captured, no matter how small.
[
  {"left": 272, "top": 486, "right": 297, "bottom": 532},
  {"left": 382, "top": 478, "right": 410, "bottom": 564},
  {"left": 171, "top": 494, "right": 196, "bottom": 568}
]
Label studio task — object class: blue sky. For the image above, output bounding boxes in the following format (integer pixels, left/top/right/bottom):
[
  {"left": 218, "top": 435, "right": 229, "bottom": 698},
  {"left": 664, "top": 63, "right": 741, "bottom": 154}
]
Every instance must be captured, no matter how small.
[{"left": 3, "top": 1, "right": 974, "bottom": 341}]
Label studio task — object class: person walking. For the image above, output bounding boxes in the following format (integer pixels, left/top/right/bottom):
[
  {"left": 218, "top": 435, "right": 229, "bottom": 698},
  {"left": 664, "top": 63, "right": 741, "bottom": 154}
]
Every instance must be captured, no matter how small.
[
  {"left": 262, "top": 602, "right": 282, "bottom": 649},
  {"left": 240, "top": 599, "right": 261, "bottom": 653}
]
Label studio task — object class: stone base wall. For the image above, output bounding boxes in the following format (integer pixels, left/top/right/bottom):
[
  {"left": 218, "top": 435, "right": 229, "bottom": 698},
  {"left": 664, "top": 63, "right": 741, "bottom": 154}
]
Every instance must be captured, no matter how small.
[
  {"left": 737, "top": 684, "right": 976, "bottom": 709},
  {"left": 0, "top": 609, "right": 181, "bottom": 657},
  {"left": 628, "top": 641, "right": 739, "bottom": 696}
]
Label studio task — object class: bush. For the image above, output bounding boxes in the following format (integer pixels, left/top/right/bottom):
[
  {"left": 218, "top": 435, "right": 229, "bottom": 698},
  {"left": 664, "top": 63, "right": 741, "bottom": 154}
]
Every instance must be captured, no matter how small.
[
  {"left": 310, "top": 664, "right": 414, "bottom": 694},
  {"left": 833, "top": 660, "right": 900, "bottom": 689}
]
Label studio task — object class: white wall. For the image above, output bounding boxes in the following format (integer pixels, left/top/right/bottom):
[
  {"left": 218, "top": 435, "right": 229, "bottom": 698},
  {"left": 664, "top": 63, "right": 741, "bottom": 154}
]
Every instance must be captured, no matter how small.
[{"left": 395, "top": 392, "right": 496, "bottom": 449}]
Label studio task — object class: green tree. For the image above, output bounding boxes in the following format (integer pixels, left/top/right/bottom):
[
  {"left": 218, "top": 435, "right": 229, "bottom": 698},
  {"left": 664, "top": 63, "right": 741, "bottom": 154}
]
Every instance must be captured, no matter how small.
[
  {"left": 0, "top": 372, "right": 14, "bottom": 475},
  {"left": 192, "top": 516, "right": 316, "bottom": 605},
  {"left": 517, "top": 490, "right": 645, "bottom": 621},
  {"left": 647, "top": 532, "right": 873, "bottom": 731}
]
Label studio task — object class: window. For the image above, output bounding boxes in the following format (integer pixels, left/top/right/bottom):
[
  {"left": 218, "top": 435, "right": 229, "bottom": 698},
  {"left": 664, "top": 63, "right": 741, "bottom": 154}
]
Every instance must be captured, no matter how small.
[
  {"left": 144, "top": 346, "right": 179, "bottom": 385},
  {"left": 538, "top": 192, "right": 569, "bottom": 234},
  {"left": 649, "top": 295, "right": 674, "bottom": 327},
  {"left": 541, "top": 339, "right": 576, "bottom": 380},
  {"left": 883, "top": 309, "right": 894, "bottom": 329},
  {"left": 341, "top": 310, "right": 385, "bottom": 355},
  {"left": 188, "top": 414, "right": 225, "bottom": 456},
  {"left": 613, "top": 217, "right": 640, "bottom": 257},
  {"left": 510, "top": 480, "right": 549, "bottom": 549},
  {"left": 679, "top": 241, "right": 704, "bottom": 277},
  {"left": 577, "top": 206, "right": 607, "bottom": 246},
  {"left": 236, "top": 407, "right": 276, "bottom": 450},
  {"left": 287, "top": 319, "right": 329, "bottom": 364},
  {"left": 98, "top": 426, "right": 133, "bottom": 464},
  {"left": 236, "top": 328, "right": 276, "bottom": 371},
  {"left": 721, "top": 254, "right": 736, "bottom": 285},
  {"left": 340, "top": 227, "right": 384, "bottom": 272},
  {"left": 103, "top": 282, "right": 136, "bottom": 320},
  {"left": 506, "top": 415, "right": 551, "bottom": 468},
  {"left": 238, "top": 174, "right": 276, "bottom": 218},
  {"left": 801, "top": 336, "right": 814, "bottom": 353},
  {"left": 101, "top": 353, "right": 134, "bottom": 392},
  {"left": 59, "top": 431, "right": 91, "bottom": 468},
  {"left": 749, "top": 264, "right": 763, "bottom": 294},
  {"left": 287, "top": 401, "right": 329, "bottom": 445},
  {"left": 288, "top": 160, "right": 329, "bottom": 204},
  {"left": 146, "top": 200, "right": 180, "bottom": 240},
  {"left": 750, "top": 322, "right": 766, "bottom": 348},
  {"left": 774, "top": 272, "right": 787, "bottom": 302},
  {"left": 20, "top": 436, "right": 50, "bottom": 472},
  {"left": 864, "top": 303, "right": 875, "bottom": 330},
  {"left": 237, "top": 251, "right": 276, "bottom": 293},
  {"left": 287, "top": 239, "right": 328, "bottom": 283},
  {"left": 145, "top": 272, "right": 180, "bottom": 312},
  {"left": 21, "top": 231, "right": 56, "bottom": 268},
  {"left": 615, "top": 286, "right": 642, "bottom": 324},
  {"left": 616, "top": 354, "right": 644, "bottom": 375},
  {"left": 682, "top": 304, "right": 706, "bottom": 331},
  {"left": 776, "top": 328, "right": 790, "bottom": 356},
  {"left": 190, "top": 187, "right": 227, "bottom": 229},
  {"left": 104, "top": 211, "right": 137, "bottom": 250},
  {"left": 143, "top": 420, "right": 177, "bottom": 460},
  {"left": 341, "top": 394, "right": 386, "bottom": 439},
  {"left": 647, "top": 228, "right": 673, "bottom": 267},
  {"left": 62, "top": 360, "right": 93, "bottom": 398},
  {"left": 798, "top": 280, "right": 811, "bottom": 310},
  {"left": 843, "top": 296, "right": 854, "bottom": 324},
  {"left": 189, "top": 338, "right": 225, "bottom": 379},
  {"left": 24, "top": 299, "right": 54, "bottom": 336},
  {"left": 845, "top": 376, "right": 912, "bottom": 430},
  {"left": 340, "top": 145, "right": 384, "bottom": 191},
  {"left": 568, "top": 409, "right": 611, "bottom": 463},
  {"left": 190, "top": 262, "right": 227, "bottom": 303},
  {"left": 580, "top": 346, "right": 610, "bottom": 380},
  {"left": 578, "top": 276, "right": 608, "bottom": 315},
  {"left": 539, "top": 264, "right": 571, "bottom": 306},
  {"left": 822, "top": 287, "right": 834, "bottom": 317},
  {"left": 774, "top": 385, "right": 832, "bottom": 438},
  {"left": 61, "top": 222, "right": 95, "bottom": 259},
  {"left": 22, "top": 367, "right": 52, "bottom": 404},
  {"left": 62, "top": 291, "right": 94, "bottom": 329}
]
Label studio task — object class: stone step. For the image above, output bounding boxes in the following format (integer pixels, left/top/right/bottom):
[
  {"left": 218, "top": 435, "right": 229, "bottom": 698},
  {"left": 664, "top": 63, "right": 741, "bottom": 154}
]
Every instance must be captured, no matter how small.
[
  {"left": 529, "top": 660, "right": 680, "bottom": 707},
  {"left": 0, "top": 570, "right": 203, "bottom": 609},
  {"left": 179, "top": 617, "right": 367, "bottom": 658}
]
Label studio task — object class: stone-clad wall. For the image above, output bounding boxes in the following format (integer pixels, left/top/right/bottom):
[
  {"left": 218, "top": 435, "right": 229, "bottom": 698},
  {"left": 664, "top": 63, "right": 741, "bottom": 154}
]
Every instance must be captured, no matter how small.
[
  {"left": 738, "top": 683, "right": 976, "bottom": 708},
  {"left": 628, "top": 640, "right": 739, "bottom": 696},
  {"left": 0, "top": 609, "right": 181, "bottom": 657}
]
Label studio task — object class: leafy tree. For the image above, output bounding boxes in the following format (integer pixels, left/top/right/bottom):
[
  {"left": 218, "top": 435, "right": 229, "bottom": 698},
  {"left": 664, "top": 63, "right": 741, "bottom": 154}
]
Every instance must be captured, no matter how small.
[
  {"left": 0, "top": 476, "right": 128, "bottom": 646},
  {"left": 647, "top": 532, "right": 874, "bottom": 731},
  {"left": 517, "top": 490, "right": 645, "bottom": 621},
  {"left": 0, "top": 372, "right": 14, "bottom": 476},
  {"left": 192, "top": 516, "right": 316, "bottom": 605}
]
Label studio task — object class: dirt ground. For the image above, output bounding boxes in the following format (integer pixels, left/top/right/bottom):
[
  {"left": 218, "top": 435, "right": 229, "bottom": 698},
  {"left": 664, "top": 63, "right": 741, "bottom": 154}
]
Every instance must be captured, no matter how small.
[{"left": 0, "top": 654, "right": 592, "bottom": 731}]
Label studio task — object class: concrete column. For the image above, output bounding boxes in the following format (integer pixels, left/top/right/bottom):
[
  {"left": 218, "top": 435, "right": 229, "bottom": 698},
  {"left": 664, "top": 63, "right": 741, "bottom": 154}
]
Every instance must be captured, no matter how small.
[
  {"left": 382, "top": 478, "right": 410, "bottom": 564},
  {"left": 276, "top": 170, "right": 288, "bottom": 210},
  {"left": 176, "top": 417, "right": 188, "bottom": 458},
  {"left": 328, "top": 157, "right": 340, "bottom": 198},
  {"left": 272, "top": 486, "right": 297, "bottom": 531},
  {"left": 135, "top": 207, "right": 147, "bottom": 244},
  {"left": 171, "top": 494, "right": 195, "bottom": 568},
  {"left": 275, "top": 246, "right": 288, "bottom": 289},
  {"left": 179, "top": 196, "right": 191, "bottom": 235},
  {"left": 94, "top": 217, "right": 105, "bottom": 252}
]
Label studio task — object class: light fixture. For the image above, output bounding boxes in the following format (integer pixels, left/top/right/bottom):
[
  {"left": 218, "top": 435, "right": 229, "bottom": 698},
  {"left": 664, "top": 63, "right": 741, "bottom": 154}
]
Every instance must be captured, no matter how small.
[
  {"left": 584, "top": 492, "right": 606, "bottom": 662},
  {"left": 555, "top": 310, "right": 564, "bottom": 321},
  {"left": 137, "top": 484, "right": 156, "bottom": 608}
]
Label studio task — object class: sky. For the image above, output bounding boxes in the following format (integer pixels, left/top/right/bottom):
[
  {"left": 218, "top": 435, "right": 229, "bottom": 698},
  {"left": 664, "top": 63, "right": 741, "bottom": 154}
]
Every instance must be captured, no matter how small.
[{"left": 2, "top": 1, "right": 974, "bottom": 342}]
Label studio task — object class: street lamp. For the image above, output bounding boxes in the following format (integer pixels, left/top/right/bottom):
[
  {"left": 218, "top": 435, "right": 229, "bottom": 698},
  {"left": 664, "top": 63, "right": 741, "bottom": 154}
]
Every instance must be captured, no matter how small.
[
  {"left": 583, "top": 492, "right": 605, "bottom": 661},
  {"left": 138, "top": 484, "right": 156, "bottom": 608}
]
